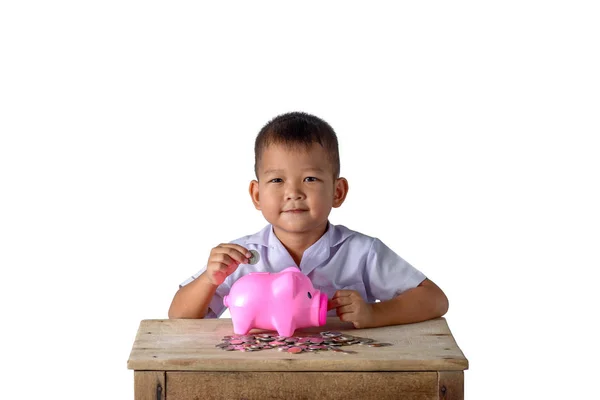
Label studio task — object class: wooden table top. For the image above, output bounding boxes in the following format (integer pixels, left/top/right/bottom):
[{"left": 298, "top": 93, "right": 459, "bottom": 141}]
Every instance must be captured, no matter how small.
[{"left": 127, "top": 317, "right": 468, "bottom": 372}]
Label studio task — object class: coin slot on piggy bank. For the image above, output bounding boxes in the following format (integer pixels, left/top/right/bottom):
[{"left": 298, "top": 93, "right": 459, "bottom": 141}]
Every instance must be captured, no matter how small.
[{"left": 223, "top": 267, "right": 328, "bottom": 337}]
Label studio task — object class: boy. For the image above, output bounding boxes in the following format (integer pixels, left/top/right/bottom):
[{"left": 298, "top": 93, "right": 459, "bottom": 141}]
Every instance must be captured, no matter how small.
[{"left": 168, "top": 112, "right": 448, "bottom": 329}]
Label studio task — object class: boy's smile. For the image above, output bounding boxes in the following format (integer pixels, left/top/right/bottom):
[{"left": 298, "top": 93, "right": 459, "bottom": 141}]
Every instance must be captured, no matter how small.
[{"left": 249, "top": 143, "right": 348, "bottom": 260}]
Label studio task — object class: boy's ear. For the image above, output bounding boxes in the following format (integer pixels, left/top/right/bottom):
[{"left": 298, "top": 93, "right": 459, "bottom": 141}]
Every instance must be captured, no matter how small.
[
  {"left": 333, "top": 177, "right": 349, "bottom": 208},
  {"left": 249, "top": 180, "right": 261, "bottom": 210}
]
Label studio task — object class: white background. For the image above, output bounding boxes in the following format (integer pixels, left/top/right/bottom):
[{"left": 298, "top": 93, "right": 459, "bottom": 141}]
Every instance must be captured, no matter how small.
[{"left": 1, "top": 1, "right": 598, "bottom": 399}]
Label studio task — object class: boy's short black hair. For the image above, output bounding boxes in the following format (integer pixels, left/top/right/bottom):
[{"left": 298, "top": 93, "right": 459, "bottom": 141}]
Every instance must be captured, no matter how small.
[{"left": 254, "top": 111, "right": 340, "bottom": 179}]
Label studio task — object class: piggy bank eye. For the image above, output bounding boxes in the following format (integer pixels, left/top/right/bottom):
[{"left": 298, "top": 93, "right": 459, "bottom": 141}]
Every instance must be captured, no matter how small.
[{"left": 307, "top": 292, "right": 312, "bottom": 299}]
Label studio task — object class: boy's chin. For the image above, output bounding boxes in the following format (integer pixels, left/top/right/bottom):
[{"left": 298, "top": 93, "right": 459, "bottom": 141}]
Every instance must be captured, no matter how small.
[{"left": 273, "top": 221, "right": 324, "bottom": 234}]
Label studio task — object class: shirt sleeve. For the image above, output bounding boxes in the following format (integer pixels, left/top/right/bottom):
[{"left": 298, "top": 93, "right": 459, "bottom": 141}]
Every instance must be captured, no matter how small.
[
  {"left": 178, "top": 267, "right": 231, "bottom": 318},
  {"left": 364, "top": 238, "right": 427, "bottom": 301}
]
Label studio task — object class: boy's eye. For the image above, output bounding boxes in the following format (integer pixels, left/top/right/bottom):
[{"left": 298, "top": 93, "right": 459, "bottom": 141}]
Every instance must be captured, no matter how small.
[
  {"left": 269, "top": 178, "right": 283, "bottom": 183},
  {"left": 304, "top": 177, "right": 318, "bottom": 182}
]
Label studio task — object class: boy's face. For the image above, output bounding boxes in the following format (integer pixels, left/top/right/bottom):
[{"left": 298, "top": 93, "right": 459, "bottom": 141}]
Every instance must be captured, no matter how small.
[{"left": 250, "top": 143, "right": 347, "bottom": 237}]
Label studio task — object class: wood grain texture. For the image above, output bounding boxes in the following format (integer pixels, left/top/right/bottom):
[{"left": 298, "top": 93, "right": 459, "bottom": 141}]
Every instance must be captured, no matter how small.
[
  {"left": 127, "top": 317, "right": 468, "bottom": 372},
  {"left": 167, "top": 371, "right": 439, "bottom": 400},
  {"left": 438, "top": 371, "right": 464, "bottom": 400},
  {"left": 134, "top": 371, "right": 165, "bottom": 400}
]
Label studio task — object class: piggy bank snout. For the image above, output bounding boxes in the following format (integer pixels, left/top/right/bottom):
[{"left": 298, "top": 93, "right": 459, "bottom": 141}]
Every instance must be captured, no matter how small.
[{"left": 317, "top": 291, "right": 328, "bottom": 326}]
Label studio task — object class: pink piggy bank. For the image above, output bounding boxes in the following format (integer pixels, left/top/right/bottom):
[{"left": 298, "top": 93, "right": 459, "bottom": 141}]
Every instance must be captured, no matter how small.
[{"left": 223, "top": 267, "right": 328, "bottom": 337}]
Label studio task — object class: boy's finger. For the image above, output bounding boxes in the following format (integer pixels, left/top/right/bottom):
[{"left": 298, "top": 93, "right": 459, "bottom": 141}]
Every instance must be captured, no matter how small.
[
  {"left": 213, "top": 254, "right": 236, "bottom": 267},
  {"left": 218, "top": 243, "right": 252, "bottom": 258},
  {"left": 209, "top": 256, "right": 238, "bottom": 273},
  {"left": 336, "top": 305, "right": 354, "bottom": 314},
  {"left": 207, "top": 261, "right": 227, "bottom": 271},
  {"left": 327, "top": 299, "right": 342, "bottom": 310},
  {"left": 226, "top": 261, "right": 240, "bottom": 274},
  {"left": 217, "top": 246, "right": 250, "bottom": 264},
  {"left": 332, "top": 290, "right": 355, "bottom": 299},
  {"left": 327, "top": 299, "right": 335, "bottom": 310},
  {"left": 219, "top": 245, "right": 250, "bottom": 260},
  {"left": 337, "top": 311, "right": 355, "bottom": 323},
  {"left": 328, "top": 296, "right": 352, "bottom": 309},
  {"left": 213, "top": 263, "right": 231, "bottom": 273}
]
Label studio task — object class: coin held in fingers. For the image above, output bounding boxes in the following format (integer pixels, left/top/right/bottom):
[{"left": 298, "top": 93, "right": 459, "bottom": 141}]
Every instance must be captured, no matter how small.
[{"left": 248, "top": 250, "right": 260, "bottom": 265}]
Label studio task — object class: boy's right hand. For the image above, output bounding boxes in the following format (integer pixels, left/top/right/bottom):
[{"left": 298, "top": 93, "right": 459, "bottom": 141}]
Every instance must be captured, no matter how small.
[{"left": 205, "top": 243, "right": 251, "bottom": 286}]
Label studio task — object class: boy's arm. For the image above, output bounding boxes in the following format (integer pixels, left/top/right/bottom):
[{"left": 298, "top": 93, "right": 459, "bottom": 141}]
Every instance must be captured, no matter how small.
[
  {"left": 169, "top": 242, "right": 250, "bottom": 318},
  {"left": 330, "top": 278, "right": 449, "bottom": 328},
  {"left": 371, "top": 278, "right": 449, "bottom": 326},
  {"left": 168, "top": 272, "right": 219, "bottom": 319}
]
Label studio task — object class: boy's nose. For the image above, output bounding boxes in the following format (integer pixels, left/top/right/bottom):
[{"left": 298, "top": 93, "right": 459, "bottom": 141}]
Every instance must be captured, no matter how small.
[
  {"left": 285, "top": 184, "right": 306, "bottom": 200},
  {"left": 286, "top": 192, "right": 305, "bottom": 200}
]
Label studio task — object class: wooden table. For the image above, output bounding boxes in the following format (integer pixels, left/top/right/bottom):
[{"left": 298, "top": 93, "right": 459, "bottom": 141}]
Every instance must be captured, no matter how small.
[{"left": 127, "top": 317, "right": 468, "bottom": 400}]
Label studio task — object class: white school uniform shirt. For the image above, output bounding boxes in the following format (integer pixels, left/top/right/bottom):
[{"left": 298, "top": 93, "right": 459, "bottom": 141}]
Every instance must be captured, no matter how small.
[{"left": 179, "top": 222, "right": 427, "bottom": 318}]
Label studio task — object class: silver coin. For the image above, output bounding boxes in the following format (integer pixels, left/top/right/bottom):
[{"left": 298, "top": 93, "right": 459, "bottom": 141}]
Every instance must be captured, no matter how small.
[
  {"left": 368, "top": 342, "right": 392, "bottom": 347},
  {"left": 248, "top": 250, "right": 260, "bottom": 265}
]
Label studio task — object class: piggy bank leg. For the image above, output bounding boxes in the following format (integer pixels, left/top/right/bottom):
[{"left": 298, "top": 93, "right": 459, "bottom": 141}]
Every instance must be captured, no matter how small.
[
  {"left": 231, "top": 314, "right": 253, "bottom": 335},
  {"left": 272, "top": 318, "right": 296, "bottom": 337}
]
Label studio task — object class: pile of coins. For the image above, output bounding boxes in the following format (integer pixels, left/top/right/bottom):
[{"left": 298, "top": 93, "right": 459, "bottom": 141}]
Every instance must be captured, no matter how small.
[{"left": 215, "top": 331, "right": 392, "bottom": 354}]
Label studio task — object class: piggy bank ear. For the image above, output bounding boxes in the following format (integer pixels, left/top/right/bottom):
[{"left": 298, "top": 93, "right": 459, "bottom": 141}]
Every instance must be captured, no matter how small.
[{"left": 272, "top": 271, "right": 301, "bottom": 299}]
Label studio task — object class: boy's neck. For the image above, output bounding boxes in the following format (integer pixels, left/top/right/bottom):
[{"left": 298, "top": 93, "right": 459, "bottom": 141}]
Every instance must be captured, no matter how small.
[{"left": 273, "top": 222, "right": 329, "bottom": 267}]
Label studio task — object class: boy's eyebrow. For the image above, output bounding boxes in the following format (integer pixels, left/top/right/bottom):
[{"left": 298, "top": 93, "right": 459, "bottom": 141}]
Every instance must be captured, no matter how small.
[{"left": 262, "top": 167, "right": 325, "bottom": 175}]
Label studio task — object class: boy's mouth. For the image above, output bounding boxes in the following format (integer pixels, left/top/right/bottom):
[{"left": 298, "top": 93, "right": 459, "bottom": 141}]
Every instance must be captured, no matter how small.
[{"left": 283, "top": 209, "right": 308, "bottom": 213}]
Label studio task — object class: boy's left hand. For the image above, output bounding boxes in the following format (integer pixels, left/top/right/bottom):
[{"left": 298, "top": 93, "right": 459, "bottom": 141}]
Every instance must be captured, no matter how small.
[{"left": 328, "top": 290, "right": 376, "bottom": 329}]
